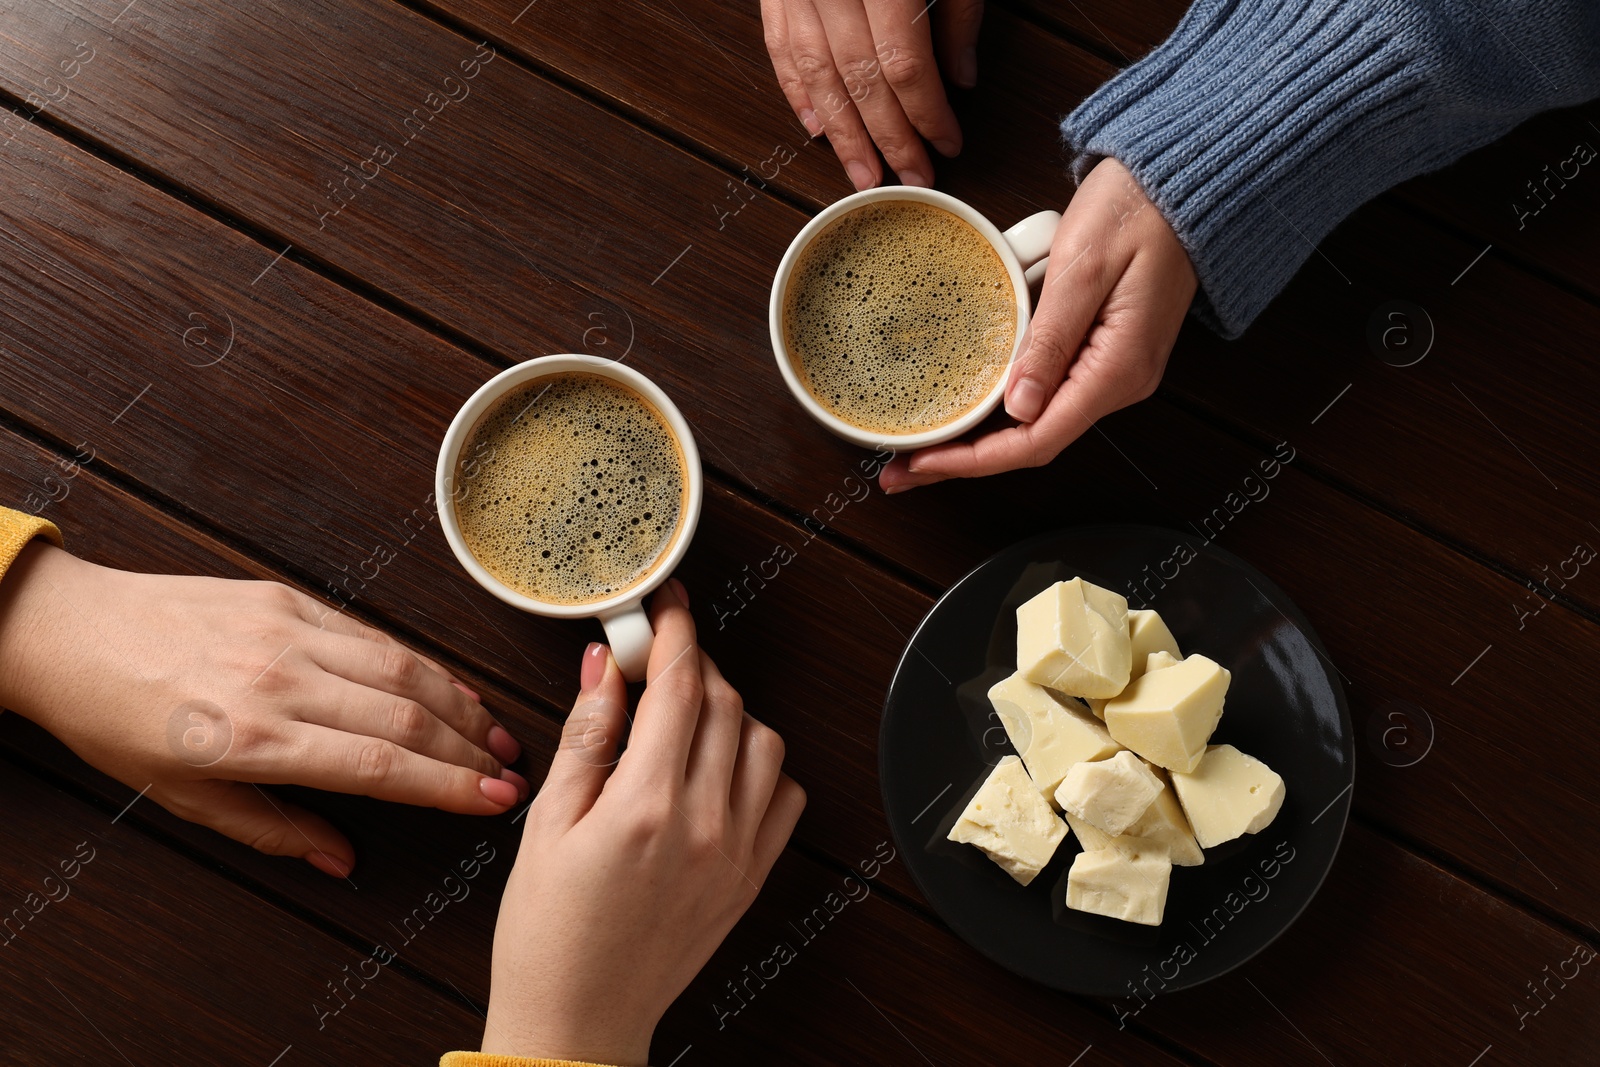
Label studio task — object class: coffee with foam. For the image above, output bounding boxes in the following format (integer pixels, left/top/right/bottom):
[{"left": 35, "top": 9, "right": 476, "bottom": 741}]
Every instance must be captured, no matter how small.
[
  {"left": 783, "top": 201, "right": 1016, "bottom": 435},
  {"left": 455, "top": 372, "right": 687, "bottom": 605}
]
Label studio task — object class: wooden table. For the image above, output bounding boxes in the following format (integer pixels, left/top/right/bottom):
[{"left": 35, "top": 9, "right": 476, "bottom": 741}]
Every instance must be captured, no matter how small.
[{"left": 0, "top": 1, "right": 1595, "bottom": 1063}]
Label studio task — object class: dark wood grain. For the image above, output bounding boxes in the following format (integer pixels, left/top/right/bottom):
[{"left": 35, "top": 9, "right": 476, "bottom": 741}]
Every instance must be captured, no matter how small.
[
  {"left": 1160, "top": 195, "right": 1600, "bottom": 618},
  {"left": 1135, "top": 826, "right": 1600, "bottom": 1065},
  {"left": 1, "top": 44, "right": 1598, "bottom": 939},
  {"left": 996, "top": 0, "right": 1187, "bottom": 63},
  {"left": 1389, "top": 100, "right": 1600, "bottom": 301},
  {"left": 679, "top": 823, "right": 1600, "bottom": 1067},
  {"left": 406, "top": 0, "right": 1118, "bottom": 211},
  {"left": 0, "top": 759, "right": 487, "bottom": 1064},
  {"left": 7, "top": 734, "right": 1195, "bottom": 1067}
]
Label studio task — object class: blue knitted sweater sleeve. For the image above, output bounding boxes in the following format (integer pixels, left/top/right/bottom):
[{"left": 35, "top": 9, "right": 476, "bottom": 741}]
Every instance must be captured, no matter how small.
[{"left": 1061, "top": 0, "right": 1600, "bottom": 337}]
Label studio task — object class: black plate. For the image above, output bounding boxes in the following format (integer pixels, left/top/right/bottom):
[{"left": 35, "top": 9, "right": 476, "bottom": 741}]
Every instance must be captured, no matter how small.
[{"left": 879, "top": 525, "right": 1353, "bottom": 997}]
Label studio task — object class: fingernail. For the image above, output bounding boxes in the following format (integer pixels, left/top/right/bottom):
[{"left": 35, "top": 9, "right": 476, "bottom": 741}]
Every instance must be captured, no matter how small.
[
  {"left": 1006, "top": 379, "right": 1048, "bottom": 423},
  {"left": 581, "top": 642, "right": 607, "bottom": 690},
  {"left": 480, "top": 775, "right": 519, "bottom": 807},
  {"left": 668, "top": 577, "right": 690, "bottom": 607},
  {"left": 956, "top": 46, "right": 978, "bottom": 88},
  {"left": 893, "top": 473, "right": 946, "bottom": 492},
  {"left": 486, "top": 724, "right": 521, "bottom": 764},
  {"left": 306, "top": 851, "right": 352, "bottom": 878},
  {"left": 846, "top": 160, "right": 875, "bottom": 191},
  {"left": 899, "top": 169, "right": 931, "bottom": 189},
  {"left": 800, "top": 108, "right": 822, "bottom": 137},
  {"left": 450, "top": 680, "right": 482, "bottom": 703},
  {"left": 885, "top": 484, "right": 911, "bottom": 495},
  {"left": 500, "top": 767, "right": 530, "bottom": 801}
]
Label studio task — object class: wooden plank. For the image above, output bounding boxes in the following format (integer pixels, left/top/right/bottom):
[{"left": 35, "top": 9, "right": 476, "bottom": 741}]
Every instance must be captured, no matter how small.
[
  {"left": 410, "top": 0, "right": 1121, "bottom": 210},
  {"left": 1124, "top": 826, "right": 1600, "bottom": 1065},
  {"left": 995, "top": 0, "right": 1186, "bottom": 63},
  {"left": 1159, "top": 196, "right": 1600, "bottom": 620},
  {"left": 0, "top": 759, "right": 487, "bottom": 1063},
  {"left": 2, "top": 54, "right": 1599, "bottom": 940},
  {"left": 1389, "top": 100, "right": 1600, "bottom": 301}
]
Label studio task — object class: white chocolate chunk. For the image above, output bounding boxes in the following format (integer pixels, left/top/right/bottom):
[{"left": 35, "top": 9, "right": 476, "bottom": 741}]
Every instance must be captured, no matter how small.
[
  {"left": 1016, "top": 578, "right": 1131, "bottom": 699},
  {"left": 987, "top": 672, "right": 1121, "bottom": 799},
  {"left": 1083, "top": 631, "right": 1181, "bottom": 721},
  {"left": 1128, "top": 609, "right": 1181, "bottom": 675},
  {"left": 1126, "top": 768, "right": 1205, "bottom": 866},
  {"left": 1065, "top": 785, "right": 1204, "bottom": 867},
  {"left": 1090, "top": 651, "right": 1183, "bottom": 719},
  {"left": 1170, "top": 744, "right": 1286, "bottom": 848},
  {"left": 1144, "top": 650, "right": 1181, "bottom": 674},
  {"left": 1066, "top": 838, "right": 1173, "bottom": 926},
  {"left": 1103, "top": 654, "right": 1230, "bottom": 773},
  {"left": 948, "top": 756, "right": 1067, "bottom": 885},
  {"left": 1063, "top": 809, "right": 1112, "bottom": 852},
  {"left": 1053, "top": 750, "right": 1164, "bottom": 837}
]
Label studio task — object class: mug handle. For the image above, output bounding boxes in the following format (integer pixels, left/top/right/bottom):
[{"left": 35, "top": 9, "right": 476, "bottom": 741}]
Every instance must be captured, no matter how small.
[
  {"left": 1002, "top": 210, "right": 1063, "bottom": 287},
  {"left": 599, "top": 600, "right": 654, "bottom": 682}
]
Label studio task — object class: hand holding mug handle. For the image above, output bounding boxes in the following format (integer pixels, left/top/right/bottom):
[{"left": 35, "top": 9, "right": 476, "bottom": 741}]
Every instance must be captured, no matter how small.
[
  {"left": 599, "top": 601, "right": 655, "bottom": 682},
  {"left": 436, "top": 354, "right": 704, "bottom": 686},
  {"left": 1003, "top": 210, "right": 1062, "bottom": 287},
  {"left": 880, "top": 159, "right": 1196, "bottom": 492}
]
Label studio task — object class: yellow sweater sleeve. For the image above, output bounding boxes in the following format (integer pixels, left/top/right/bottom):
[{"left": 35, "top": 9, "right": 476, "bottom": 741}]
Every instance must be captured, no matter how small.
[
  {"left": 0, "top": 507, "right": 63, "bottom": 583},
  {"left": 441, "top": 1055, "right": 621, "bottom": 1067}
]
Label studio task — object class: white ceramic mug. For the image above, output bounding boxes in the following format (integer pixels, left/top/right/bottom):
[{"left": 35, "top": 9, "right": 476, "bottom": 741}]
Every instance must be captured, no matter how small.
[
  {"left": 769, "top": 187, "right": 1062, "bottom": 451},
  {"left": 436, "top": 354, "right": 703, "bottom": 682}
]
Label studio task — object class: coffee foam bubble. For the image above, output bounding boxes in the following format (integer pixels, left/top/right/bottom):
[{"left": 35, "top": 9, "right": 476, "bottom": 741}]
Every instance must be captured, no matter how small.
[
  {"left": 456, "top": 372, "right": 685, "bottom": 605},
  {"left": 783, "top": 201, "right": 1016, "bottom": 435}
]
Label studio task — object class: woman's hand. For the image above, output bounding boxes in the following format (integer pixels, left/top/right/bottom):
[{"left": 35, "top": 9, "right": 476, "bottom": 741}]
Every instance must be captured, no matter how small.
[
  {"left": 0, "top": 541, "right": 526, "bottom": 877},
  {"left": 761, "top": 0, "right": 984, "bottom": 189},
  {"left": 880, "top": 157, "right": 1198, "bottom": 490},
  {"left": 481, "top": 581, "right": 805, "bottom": 1065}
]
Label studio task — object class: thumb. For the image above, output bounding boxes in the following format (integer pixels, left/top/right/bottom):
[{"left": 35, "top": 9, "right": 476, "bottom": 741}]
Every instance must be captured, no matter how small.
[
  {"left": 1004, "top": 231, "right": 1121, "bottom": 424},
  {"left": 162, "top": 780, "right": 355, "bottom": 877},
  {"left": 934, "top": 0, "right": 985, "bottom": 88},
  {"left": 532, "top": 642, "right": 629, "bottom": 831}
]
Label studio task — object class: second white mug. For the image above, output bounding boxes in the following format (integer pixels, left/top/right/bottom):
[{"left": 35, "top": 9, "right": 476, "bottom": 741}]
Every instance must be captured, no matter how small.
[
  {"left": 435, "top": 354, "right": 703, "bottom": 682},
  {"left": 769, "top": 186, "right": 1061, "bottom": 452}
]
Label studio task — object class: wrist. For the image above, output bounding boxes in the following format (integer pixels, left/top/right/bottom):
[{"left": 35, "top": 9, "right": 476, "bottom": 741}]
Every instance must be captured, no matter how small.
[
  {"left": 1061, "top": 0, "right": 1429, "bottom": 337},
  {"left": 0, "top": 541, "right": 91, "bottom": 721},
  {"left": 480, "top": 1000, "right": 652, "bottom": 1067}
]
